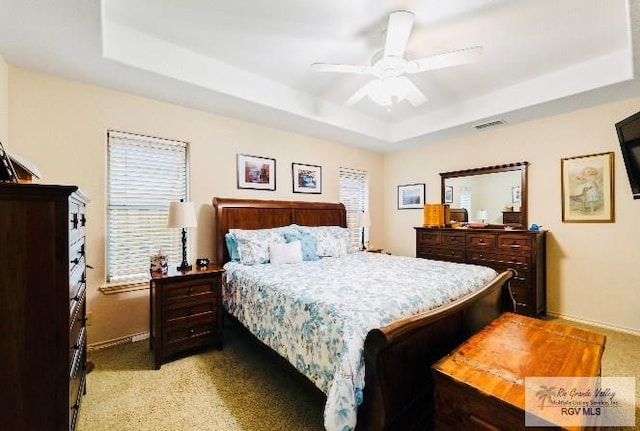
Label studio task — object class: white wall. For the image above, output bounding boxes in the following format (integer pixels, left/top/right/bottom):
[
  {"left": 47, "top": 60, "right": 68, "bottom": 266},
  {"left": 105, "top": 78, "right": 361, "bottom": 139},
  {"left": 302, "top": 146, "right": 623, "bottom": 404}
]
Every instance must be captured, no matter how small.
[
  {"left": 8, "top": 67, "right": 384, "bottom": 345},
  {"left": 384, "top": 98, "right": 640, "bottom": 334}
]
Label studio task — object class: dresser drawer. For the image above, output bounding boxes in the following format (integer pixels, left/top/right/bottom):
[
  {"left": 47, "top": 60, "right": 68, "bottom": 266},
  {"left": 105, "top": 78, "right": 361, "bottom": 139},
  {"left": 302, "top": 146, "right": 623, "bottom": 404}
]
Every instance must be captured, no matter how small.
[
  {"left": 497, "top": 234, "right": 532, "bottom": 252},
  {"left": 68, "top": 201, "right": 86, "bottom": 246},
  {"left": 417, "top": 230, "right": 441, "bottom": 245},
  {"left": 69, "top": 261, "right": 85, "bottom": 302},
  {"left": 165, "top": 296, "right": 217, "bottom": 325},
  {"left": 419, "top": 247, "right": 466, "bottom": 263},
  {"left": 467, "top": 251, "right": 529, "bottom": 269},
  {"left": 466, "top": 233, "right": 496, "bottom": 249},
  {"left": 69, "top": 319, "right": 87, "bottom": 364},
  {"left": 441, "top": 232, "right": 466, "bottom": 247},
  {"left": 69, "top": 240, "right": 85, "bottom": 272}
]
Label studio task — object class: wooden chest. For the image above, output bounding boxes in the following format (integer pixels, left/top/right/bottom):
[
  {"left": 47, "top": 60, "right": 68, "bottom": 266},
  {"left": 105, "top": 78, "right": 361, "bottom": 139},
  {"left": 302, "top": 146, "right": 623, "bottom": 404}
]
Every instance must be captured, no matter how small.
[{"left": 432, "top": 313, "right": 606, "bottom": 431}]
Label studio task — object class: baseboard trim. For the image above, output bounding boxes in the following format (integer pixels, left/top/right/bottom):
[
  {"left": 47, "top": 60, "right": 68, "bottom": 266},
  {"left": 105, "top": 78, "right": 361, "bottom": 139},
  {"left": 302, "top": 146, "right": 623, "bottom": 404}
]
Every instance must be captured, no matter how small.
[
  {"left": 88, "top": 331, "right": 150, "bottom": 352},
  {"left": 546, "top": 312, "right": 640, "bottom": 337}
]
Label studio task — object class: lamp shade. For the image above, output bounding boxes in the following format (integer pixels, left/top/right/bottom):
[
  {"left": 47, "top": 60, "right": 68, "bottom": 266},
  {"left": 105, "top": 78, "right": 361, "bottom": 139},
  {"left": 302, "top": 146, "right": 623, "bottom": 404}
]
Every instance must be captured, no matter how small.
[
  {"left": 167, "top": 201, "right": 197, "bottom": 228},
  {"left": 358, "top": 211, "right": 371, "bottom": 228}
]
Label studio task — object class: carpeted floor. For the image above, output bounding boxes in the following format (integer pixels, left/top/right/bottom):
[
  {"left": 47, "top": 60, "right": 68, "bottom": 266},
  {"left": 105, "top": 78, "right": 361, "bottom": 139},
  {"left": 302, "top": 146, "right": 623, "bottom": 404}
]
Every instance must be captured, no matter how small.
[{"left": 77, "top": 317, "right": 639, "bottom": 431}]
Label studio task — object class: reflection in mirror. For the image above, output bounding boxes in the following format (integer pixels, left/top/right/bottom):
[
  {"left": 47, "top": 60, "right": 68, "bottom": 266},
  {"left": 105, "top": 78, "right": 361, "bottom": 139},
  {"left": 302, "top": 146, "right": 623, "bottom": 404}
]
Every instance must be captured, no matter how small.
[{"left": 440, "top": 162, "right": 528, "bottom": 228}]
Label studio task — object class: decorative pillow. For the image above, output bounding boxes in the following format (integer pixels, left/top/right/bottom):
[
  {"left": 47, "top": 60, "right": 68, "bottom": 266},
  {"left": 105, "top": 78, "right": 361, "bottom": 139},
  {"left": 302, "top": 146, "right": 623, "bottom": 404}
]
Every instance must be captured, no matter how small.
[
  {"left": 269, "top": 241, "right": 303, "bottom": 265},
  {"left": 231, "top": 229, "right": 286, "bottom": 265},
  {"left": 304, "top": 226, "right": 351, "bottom": 257},
  {"left": 283, "top": 230, "right": 320, "bottom": 261},
  {"left": 225, "top": 233, "right": 240, "bottom": 261}
]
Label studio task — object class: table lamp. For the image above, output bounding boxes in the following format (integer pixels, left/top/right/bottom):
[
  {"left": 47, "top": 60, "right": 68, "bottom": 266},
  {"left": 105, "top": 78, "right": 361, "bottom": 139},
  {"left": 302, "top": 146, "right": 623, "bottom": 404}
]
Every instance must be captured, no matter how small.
[
  {"left": 476, "top": 210, "right": 488, "bottom": 223},
  {"left": 167, "top": 200, "right": 197, "bottom": 271},
  {"left": 358, "top": 211, "right": 371, "bottom": 250}
]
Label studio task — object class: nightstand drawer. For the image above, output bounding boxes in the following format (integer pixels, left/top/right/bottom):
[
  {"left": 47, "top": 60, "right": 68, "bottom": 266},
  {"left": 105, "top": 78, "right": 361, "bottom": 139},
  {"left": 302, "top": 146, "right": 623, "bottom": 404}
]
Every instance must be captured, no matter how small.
[
  {"left": 165, "top": 298, "right": 216, "bottom": 324},
  {"left": 163, "top": 279, "right": 217, "bottom": 302},
  {"left": 163, "top": 321, "right": 217, "bottom": 355}
]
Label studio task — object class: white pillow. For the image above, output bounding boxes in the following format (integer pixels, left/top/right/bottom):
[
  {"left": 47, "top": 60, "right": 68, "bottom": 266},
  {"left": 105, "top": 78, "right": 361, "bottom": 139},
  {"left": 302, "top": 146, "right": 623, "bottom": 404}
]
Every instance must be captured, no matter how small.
[{"left": 269, "top": 241, "right": 303, "bottom": 265}]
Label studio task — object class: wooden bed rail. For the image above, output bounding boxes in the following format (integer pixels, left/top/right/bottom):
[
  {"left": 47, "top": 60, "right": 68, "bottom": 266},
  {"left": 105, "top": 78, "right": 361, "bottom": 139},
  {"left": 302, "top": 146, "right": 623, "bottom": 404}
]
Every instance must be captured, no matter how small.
[{"left": 358, "top": 269, "right": 516, "bottom": 431}]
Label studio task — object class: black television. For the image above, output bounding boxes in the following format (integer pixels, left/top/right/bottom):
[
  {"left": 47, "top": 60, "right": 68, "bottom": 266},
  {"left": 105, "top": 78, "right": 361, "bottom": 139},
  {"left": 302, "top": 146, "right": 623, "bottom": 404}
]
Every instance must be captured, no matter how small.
[{"left": 615, "top": 111, "right": 640, "bottom": 199}]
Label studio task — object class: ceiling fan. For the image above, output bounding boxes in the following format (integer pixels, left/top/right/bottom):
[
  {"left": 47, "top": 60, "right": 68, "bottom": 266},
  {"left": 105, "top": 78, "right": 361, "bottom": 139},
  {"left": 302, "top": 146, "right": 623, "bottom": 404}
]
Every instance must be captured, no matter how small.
[{"left": 311, "top": 10, "right": 483, "bottom": 108}]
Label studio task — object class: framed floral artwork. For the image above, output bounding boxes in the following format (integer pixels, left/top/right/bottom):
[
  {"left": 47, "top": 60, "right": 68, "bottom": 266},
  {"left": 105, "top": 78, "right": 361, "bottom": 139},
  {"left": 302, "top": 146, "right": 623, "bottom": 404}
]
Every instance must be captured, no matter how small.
[
  {"left": 237, "top": 154, "right": 276, "bottom": 190},
  {"left": 292, "top": 163, "right": 321, "bottom": 194},
  {"left": 561, "top": 152, "right": 614, "bottom": 222}
]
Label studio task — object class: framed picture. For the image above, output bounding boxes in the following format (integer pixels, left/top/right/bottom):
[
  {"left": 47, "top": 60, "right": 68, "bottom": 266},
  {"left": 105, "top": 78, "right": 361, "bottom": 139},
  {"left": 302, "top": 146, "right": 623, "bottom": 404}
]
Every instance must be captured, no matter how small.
[
  {"left": 512, "top": 186, "right": 521, "bottom": 204},
  {"left": 292, "top": 162, "right": 322, "bottom": 194},
  {"left": 237, "top": 154, "right": 276, "bottom": 190},
  {"left": 561, "top": 152, "right": 614, "bottom": 223},
  {"left": 444, "top": 185, "right": 453, "bottom": 204},
  {"left": 398, "top": 183, "right": 425, "bottom": 209}
]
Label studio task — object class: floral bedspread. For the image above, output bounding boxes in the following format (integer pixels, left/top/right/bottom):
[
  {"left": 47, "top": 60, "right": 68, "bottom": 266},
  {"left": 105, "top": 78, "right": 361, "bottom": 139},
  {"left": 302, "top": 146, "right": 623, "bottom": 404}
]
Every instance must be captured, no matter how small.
[{"left": 223, "top": 252, "right": 497, "bottom": 431}]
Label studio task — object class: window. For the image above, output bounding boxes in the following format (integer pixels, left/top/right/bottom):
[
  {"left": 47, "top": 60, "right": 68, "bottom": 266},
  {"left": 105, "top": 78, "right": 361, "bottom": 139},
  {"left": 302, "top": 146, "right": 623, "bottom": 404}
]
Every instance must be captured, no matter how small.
[
  {"left": 107, "top": 131, "right": 188, "bottom": 285},
  {"left": 339, "top": 167, "right": 368, "bottom": 250}
]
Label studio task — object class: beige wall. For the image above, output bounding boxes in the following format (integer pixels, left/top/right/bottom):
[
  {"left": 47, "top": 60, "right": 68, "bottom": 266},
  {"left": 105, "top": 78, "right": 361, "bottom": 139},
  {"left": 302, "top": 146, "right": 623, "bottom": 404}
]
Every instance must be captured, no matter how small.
[
  {"left": 8, "top": 67, "right": 384, "bottom": 345},
  {"left": 8, "top": 66, "right": 640, "bottom": 342},
  {"left": 384, "top": 99, "right": 640, "bottom": 334},
  {"left": 0, "top": 55, "right": 8, "bottom": 144}
]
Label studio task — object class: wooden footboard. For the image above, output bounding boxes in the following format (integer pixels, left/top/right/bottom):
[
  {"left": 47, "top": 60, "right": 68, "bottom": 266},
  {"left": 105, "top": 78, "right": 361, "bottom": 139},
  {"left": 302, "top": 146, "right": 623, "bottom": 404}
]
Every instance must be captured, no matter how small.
[{"left": 357, "top": 269, "right": 516, "bottom": 431}]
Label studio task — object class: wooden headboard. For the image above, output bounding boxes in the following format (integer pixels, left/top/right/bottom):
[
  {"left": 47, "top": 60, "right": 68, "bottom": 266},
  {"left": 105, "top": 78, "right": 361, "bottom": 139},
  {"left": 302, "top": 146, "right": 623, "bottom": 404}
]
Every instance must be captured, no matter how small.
[{"left": 212, "top": 197, "right": 347, "bottom": 265}]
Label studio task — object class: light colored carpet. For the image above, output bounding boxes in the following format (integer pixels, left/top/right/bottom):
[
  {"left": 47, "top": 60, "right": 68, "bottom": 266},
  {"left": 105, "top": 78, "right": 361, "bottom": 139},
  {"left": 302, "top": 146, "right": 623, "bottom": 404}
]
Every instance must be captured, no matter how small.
[{"left": 77, "top": 317, "right": 639, "bottom": 431}]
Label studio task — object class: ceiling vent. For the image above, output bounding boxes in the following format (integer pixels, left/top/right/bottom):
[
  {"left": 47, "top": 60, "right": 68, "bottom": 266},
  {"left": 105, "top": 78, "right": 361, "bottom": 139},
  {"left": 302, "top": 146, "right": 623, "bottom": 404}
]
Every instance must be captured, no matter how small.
[{"left": 474, "top": 120, "right": 506, "bottom": 130}]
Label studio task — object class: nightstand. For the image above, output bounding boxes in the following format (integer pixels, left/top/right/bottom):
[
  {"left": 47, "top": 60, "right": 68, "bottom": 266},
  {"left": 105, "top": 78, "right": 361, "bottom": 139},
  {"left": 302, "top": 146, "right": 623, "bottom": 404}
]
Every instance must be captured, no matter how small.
[{"left": 150, "top": 265, "right": 224, "bottom": 369}]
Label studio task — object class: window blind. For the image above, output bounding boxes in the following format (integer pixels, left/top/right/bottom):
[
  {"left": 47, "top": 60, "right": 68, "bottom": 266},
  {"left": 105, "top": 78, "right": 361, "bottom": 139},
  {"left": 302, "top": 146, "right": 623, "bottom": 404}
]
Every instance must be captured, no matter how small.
[
  {"left": 339, "top": 167, "right": 368, "bottom": 250},
  {"left": 107, "top": 131, "right": 188, "bottom": 283}
]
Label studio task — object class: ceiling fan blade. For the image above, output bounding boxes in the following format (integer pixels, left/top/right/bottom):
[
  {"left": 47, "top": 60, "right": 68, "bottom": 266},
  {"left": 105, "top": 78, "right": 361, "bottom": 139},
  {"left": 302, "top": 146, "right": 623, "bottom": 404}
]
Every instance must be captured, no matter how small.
[
  {"left": 344, "top": 80, "right": 379, "bottom": 107},
  {"left": 384, "top": 10, "right": 414, "bottom": 58},
  {"left": 311, "top": 63, "right": 372, "bottom": 74},
  {"left": 405, "top": 46, "right": 483, "bottom": 74}
]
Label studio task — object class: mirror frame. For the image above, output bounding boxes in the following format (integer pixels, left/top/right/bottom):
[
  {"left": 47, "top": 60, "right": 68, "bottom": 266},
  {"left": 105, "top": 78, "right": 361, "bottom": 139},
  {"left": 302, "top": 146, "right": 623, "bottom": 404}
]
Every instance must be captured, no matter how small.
[{"left": 440, "top": 161, "right": 529, "bottom": 228}]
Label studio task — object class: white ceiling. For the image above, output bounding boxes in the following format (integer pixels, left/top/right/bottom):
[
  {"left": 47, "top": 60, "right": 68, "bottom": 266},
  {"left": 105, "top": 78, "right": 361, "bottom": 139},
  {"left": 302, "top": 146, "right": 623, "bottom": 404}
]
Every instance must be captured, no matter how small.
[{"left": 0, "top": 0, "right": 639, "bottom": 152}]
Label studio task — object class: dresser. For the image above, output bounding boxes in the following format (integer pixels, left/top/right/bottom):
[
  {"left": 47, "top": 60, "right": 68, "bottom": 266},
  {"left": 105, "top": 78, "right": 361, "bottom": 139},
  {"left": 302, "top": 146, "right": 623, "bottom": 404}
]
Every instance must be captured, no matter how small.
[
  {"left": 432, "top": 313, "right": 606, "bottom": 430},
  {"left": 150, "top": 266, "right": 224, "bottom": 369},
  {"left": 415, "top": 227, "right": 546, "bottom": 316},
  {"left": 0, "top": 183, "right": 89, "bottom": 431}
]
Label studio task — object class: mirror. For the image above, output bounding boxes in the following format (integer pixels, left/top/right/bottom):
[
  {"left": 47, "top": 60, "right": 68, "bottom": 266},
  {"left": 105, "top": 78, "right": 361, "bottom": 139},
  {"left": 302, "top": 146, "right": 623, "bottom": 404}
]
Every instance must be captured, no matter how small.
[{"left": 440, "top": 162, "right": 528, "bottom": 228}]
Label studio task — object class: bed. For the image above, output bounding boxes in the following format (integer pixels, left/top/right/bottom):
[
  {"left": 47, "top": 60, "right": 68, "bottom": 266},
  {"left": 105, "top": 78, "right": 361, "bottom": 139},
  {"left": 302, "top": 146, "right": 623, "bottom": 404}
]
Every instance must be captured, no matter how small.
[{"left": 213, "top": 197, "right": 515, "bottom": 431}]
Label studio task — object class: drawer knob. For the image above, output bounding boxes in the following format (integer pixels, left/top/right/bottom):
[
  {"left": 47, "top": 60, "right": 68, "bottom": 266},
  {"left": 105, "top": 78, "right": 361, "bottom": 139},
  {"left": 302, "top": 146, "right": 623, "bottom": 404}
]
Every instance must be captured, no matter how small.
[
  {"left": 188, "top": 328, "right": 195, "bottom": 336},
  {"left": 479, "top": 239, "right": 485, "bottom": 243},
  {"left": 187, "top": 288, "right": 194, "bottom": 295}
]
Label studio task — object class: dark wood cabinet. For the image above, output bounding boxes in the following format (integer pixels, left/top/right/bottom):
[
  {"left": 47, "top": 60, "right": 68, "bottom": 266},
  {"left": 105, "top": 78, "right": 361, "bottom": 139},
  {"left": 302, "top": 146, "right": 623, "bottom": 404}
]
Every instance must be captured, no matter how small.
[
  {"left": 416, "top": 227, "right": 546, "bottom": 316},
  {"left": 0, "top": 183, "right": 89, "bottom": 431},
  {"left": 150, "top": 266, "right": 224, "bottom": 369}
]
